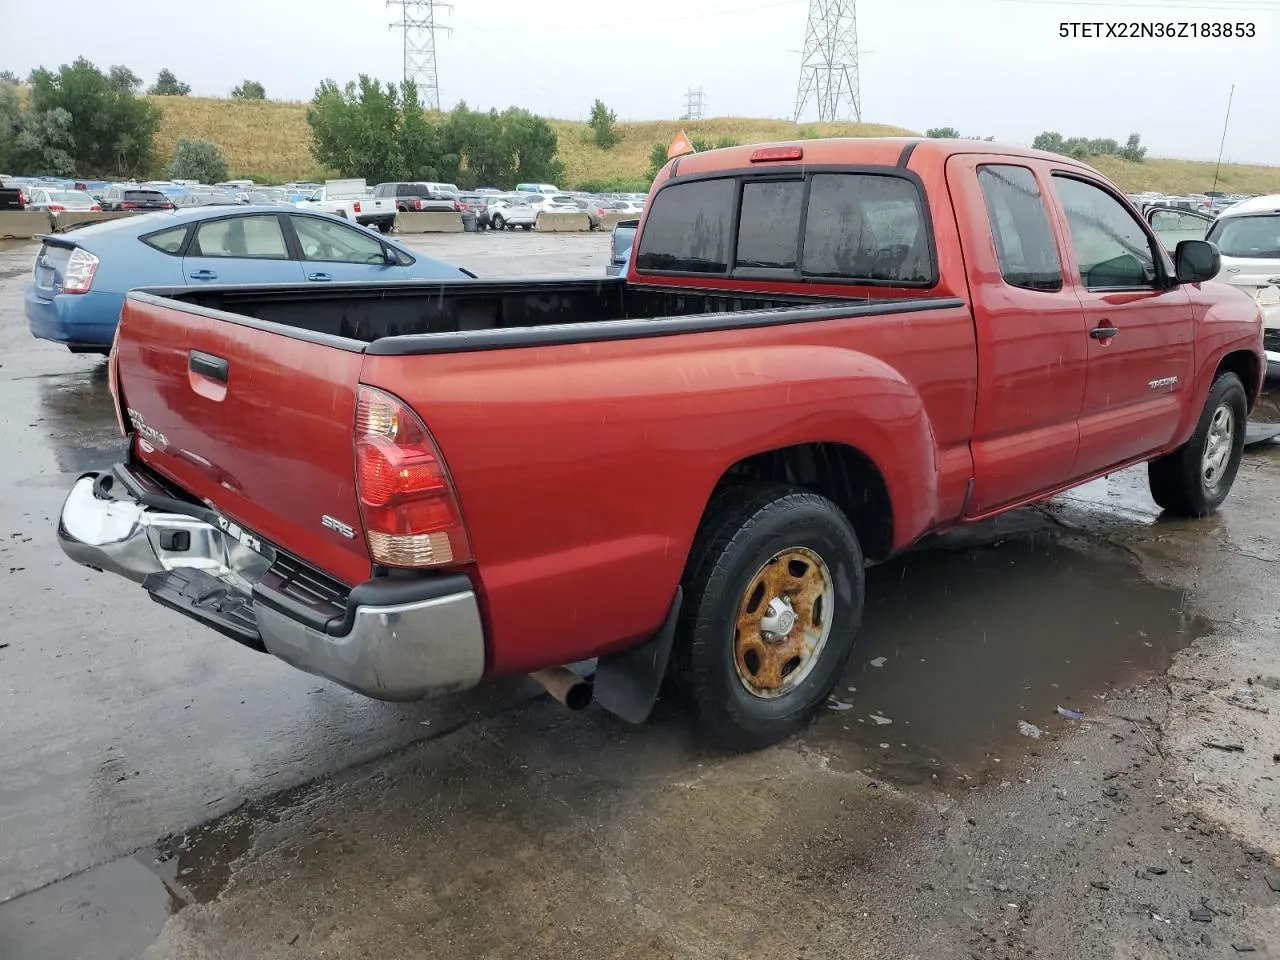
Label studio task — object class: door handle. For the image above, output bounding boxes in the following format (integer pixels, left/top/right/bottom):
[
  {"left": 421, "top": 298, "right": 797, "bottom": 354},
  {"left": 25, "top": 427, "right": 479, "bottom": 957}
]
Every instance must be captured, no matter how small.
[
  {"left": 189, "top": 269, "right": 217, "bottom": 280},
  {"left": 1090, "top": 324, "right": 1120, "bottom": 340},
  {"left": 307, "top": 272, "right": 332, "bottom": 282},
  {"left": 189, "top": 350, "right": 228, "bottom": 383}
]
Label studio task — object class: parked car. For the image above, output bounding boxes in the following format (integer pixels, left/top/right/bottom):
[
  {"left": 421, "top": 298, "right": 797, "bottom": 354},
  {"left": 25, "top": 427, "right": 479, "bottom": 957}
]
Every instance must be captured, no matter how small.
[
  {"left": 55, "top": 138, "right": 1263, "bottom": 752},
  {"left": 99, "top": 186, "right": 174, "bottom": 212},
  {"left": 25, "top": 206, "right": 472, "bottom": 354},
  {"left": 606, "top": 218, "right": 638, "bottom": 276},
  {"left": 1148, "top": 194, "right": 1280, "bottom": 378},
  {"left": 297, "top": 179, "right": 397, "bottom": 233},
  {"left": 515, "top": 183, "right": 559, "bottom": 195},
  {"left": 372, "top": 182, "right": 458, "bottom": 213},
  {"left": 613, "top": 199, "right": 645, "bottom": 214},
  {"left": 455, "top": 193, "right": 492, "bottom": 228},
  {"left": 235, "top": 190, "right": 293, "bottom": 207},
  {"left": 0, "top": 178, "right": 27, "bottom": 210},
  {"left": 487, "top": 196, "right": 537, "bottom": 230},
  {"left": 172, "top": 190, "right": 243, "bottom": 209},
  {"left": 24, "top": 189, "right": 102, "bottom": 213},
  {"left": 568, "top": 196, "right": 613, "bottom": 230}
]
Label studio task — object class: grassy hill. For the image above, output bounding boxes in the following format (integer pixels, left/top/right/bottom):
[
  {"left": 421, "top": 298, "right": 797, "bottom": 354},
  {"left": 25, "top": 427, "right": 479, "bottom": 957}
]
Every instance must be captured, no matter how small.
[{"left": 151, "top": 96, "right": 1280, "bottom": 195}]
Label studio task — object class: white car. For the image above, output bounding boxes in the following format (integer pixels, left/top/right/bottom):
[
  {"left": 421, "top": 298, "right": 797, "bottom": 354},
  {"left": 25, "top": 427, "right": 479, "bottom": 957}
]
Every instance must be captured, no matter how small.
[
  {"left": 487, "top": 196, "right": 538, "bottom": 231},
  {"left": 24, "top": 188, "right": 101, "bottom": 213},
  {"left": 1148, "top": 195, "right": 1280, "bottom": 378},
  {"left": 297, "top": 178, "right": 397, "bottom": 234}
]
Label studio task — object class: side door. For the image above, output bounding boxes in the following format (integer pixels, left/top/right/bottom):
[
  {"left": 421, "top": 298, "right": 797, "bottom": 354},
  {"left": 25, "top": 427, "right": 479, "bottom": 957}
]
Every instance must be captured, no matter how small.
[
  {"left": 286, "top": 213, "right": 402, "bottom": 283},
  {"left": 1047, "top": 174, "right": 1195, "bottom": 477},
  {"left": 1147, "top": 206, "right": 1214, "bottom": 253},
  {"left": 181, "top": 213, "right": 305, "bottom": 284},
  {"left": 945, "top": 156, "right": 1090, "bottom": 516}
]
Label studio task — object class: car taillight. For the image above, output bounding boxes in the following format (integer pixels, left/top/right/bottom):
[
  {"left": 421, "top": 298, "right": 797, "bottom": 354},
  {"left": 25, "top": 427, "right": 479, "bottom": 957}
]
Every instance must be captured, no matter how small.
[
  {"left": 353, "top": 201, "right": 362, "bottom": 214},
  {"left": 90, "top": 204, "right": 101, "bottom": 211},
  {"left": 354, "top": 385, "right": 473, "bottom": 568},
  {"left": 161, "top": 202, "right": 174, "bottom": 209},
  {"left": 107, "top": 323, "right": 127, "bottom": 437},
  {"left": 48, "top": 204, "right": 65, "bottom": 212},
  {"left": 120, "top": 202, "right": 137, "bottom": 210},
  {"left": 63, "top": 247, "right": 100, "bottom": 294},
  {"left": 413, "top": 198, "right": 422, "bottom": 210}
]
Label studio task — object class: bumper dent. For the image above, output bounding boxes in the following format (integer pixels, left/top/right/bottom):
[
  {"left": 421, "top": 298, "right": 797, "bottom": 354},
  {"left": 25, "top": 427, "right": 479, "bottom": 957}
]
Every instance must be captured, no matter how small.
[{"left": 57, "top": 469, "right": 486, "bottom": 701}]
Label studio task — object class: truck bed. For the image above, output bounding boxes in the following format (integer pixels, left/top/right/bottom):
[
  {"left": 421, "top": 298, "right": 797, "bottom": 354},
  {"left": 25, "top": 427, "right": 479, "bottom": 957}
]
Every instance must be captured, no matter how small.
[{"left": 131, "top": 278, "right": 949, "bottom": 354}]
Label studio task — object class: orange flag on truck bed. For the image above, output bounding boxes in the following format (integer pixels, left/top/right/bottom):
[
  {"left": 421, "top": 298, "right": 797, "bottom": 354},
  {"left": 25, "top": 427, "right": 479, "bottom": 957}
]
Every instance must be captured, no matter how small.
[{"left": 667, "top": 130, "right": 695, "bottom": 159}]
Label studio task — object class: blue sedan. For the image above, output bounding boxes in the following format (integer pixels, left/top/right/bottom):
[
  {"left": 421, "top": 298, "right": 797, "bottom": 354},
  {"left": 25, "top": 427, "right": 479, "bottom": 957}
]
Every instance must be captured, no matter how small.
[{"left": 26, "top": 206, "right": 471, "bottom": 353}]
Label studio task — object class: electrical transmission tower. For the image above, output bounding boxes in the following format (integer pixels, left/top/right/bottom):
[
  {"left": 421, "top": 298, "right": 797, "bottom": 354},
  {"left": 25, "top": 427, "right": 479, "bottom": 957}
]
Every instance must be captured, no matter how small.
[
  {"left": 683, "top": 87, "right": 705, "bottom": 121},
  {"left": 387, "top": 0, "right": 451, "bottom": 110},
  {"left": 792, "top": 0, "right": 861, "bottom": 123}
]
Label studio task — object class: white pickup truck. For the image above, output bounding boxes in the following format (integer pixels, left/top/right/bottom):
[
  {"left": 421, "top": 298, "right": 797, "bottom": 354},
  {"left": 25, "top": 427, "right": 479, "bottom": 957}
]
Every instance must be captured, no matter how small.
[{"left": 296, "top": 179, "right": 397, "bottom": 234}]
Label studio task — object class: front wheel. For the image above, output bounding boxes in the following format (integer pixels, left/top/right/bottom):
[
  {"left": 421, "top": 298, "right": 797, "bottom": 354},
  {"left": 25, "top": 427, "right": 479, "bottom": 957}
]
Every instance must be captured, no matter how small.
[
  {"left": 1148, "top": 371, "right": 1247, "bottom": 517},
  {"left": 671, "top": 483, "right": 865, "bottom": 751},
  {"left": 492, "top": 214, "right": 505, "bottom": 230}
]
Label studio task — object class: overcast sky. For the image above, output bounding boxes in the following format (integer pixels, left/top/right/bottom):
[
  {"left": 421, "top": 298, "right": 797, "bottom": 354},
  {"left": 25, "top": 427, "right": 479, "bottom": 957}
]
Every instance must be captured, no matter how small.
[{"left": 5, "top": 0, "right": 1277, "bottom": 163}]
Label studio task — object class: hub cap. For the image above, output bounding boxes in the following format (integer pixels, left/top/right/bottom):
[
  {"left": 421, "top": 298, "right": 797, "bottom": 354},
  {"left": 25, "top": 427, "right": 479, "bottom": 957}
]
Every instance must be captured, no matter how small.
[
  {"left": 1201, "top": 402, "right": 1236, "bottom": 493},
  {"left": 733, "top": 546, "right": 835, "bottom": 699}
]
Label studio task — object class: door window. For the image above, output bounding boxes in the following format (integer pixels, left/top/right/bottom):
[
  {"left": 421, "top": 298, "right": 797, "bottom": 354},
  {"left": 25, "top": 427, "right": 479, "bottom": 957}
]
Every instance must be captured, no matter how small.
[
  {"left": 976, "top": 165, "right": 1063, "bottom": 292},
  {"left": 1149, "top": 209, "right": 1212, "bottom": 251},
  {"left": 191, "top": 215, "right": 289, "bottom": 259},
  {"left": 1052, "top": 176, "right": 1158, "bottom": 289},
  {"left": 292, "top": 215, "right": 388, "bottom": 263}
]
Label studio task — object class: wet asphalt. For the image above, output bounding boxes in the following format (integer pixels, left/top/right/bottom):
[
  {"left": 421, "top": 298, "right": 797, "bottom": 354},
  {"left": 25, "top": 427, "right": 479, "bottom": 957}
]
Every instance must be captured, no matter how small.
[{"left": 1, "top": 232, "right": 1278, "bottom": 959}]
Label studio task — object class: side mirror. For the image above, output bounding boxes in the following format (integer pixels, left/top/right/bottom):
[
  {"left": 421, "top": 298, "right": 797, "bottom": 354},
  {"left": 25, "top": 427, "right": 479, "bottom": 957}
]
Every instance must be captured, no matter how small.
[
  {"left": 1174, "top": 239, "right": 1220, "bottom": 284},
  {"left": 383, "top": 246, "right": 399, "bottom": 266}
]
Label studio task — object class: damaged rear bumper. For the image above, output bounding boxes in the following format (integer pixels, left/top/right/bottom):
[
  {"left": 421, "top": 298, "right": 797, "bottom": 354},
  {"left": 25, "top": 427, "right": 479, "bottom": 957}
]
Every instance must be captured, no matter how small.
[{"left": 56, "top": 464, "right": 486, "bottom": 701}]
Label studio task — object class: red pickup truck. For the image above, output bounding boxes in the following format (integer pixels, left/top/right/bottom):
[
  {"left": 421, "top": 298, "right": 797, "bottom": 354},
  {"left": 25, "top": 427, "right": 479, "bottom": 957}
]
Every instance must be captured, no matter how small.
[{"left": 58, "top": 138, "right": 1264, "bottom": 749}]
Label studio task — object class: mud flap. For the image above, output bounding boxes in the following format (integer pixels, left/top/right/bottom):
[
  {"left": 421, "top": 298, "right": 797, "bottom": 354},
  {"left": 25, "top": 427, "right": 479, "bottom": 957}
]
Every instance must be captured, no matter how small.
[
  {"left": 593, "top": 587, "right": 682, "bottom": 725},
  {"left": 144, "top": 567, "right": 264, "bottom": 651}
]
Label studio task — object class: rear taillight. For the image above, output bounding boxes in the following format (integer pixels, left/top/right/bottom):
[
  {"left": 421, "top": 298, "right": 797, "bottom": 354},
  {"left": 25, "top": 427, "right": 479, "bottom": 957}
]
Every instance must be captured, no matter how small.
[
  {"left": 90, "top": 204, "right": 101, "bottom": 211},
  {"left": 119, "top": 202, "right": 137, "bottom": 210},
  {"left": 63, "top": 247, "right": 100, "bottom": 294},
  {"left": 354, "top": 385, "right": 473, "bottom": 568},
  {"left": 48, "top": 204, "right": 65, "bottom": 212},
  {"left": 413, "top": 198, "right": 422, "bottom": 210},
  {"left": 107, "top": 323, "right": 127, "bottom": 437},
  {"left": 353, "top": 200, "right": 362, "bottom": 214},
  {"left": 161, "top": 202, "right": 174, "bottom": 209}
]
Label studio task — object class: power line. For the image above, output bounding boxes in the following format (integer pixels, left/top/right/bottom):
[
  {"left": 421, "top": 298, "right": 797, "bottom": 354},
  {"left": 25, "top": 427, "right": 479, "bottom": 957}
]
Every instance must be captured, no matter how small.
[
  {"left": 794, "top": 0, "right": 862, "bottom": 123},
  {"left": 683, "top": 87, "right": 706, "bottom": 120},
  {"left": 387, "top": 0, "right": 452, "bottom": 110}
]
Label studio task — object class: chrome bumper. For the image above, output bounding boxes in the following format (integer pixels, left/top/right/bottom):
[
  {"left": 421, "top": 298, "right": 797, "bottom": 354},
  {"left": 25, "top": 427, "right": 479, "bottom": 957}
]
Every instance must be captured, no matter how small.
[{"left": 57, "top": 470, "right": 486, "bottom": 701}]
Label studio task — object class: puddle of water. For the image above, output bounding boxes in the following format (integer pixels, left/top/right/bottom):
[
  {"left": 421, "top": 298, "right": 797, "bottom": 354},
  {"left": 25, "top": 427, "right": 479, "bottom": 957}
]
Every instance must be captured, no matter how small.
[
  {"left": 812, "top": 528, "right": 1209, "bottom": 786},
  {"left": 32, "top": 369, "right": 126, "bottom": 475}
]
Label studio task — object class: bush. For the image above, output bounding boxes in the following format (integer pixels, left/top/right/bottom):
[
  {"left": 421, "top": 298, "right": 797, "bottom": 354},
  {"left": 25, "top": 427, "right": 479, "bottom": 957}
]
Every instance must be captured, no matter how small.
[
  {"left": 1033, "top": 130, "right": 1146, "bottom": 163},
  {"left": 150, "top": 69, "right": 190, "bottom": 97},
  {"left": 588, "top": 99, "right": 618, "bottom": 150},
  {"left": 573, "top": 177, "right": 651, "bottom": 194},
  {"left": 168, "top": 137, "right": 229, "bottom": 183},
  {"left": 232, "top": 80, "right": 266, "bottom": 100}
]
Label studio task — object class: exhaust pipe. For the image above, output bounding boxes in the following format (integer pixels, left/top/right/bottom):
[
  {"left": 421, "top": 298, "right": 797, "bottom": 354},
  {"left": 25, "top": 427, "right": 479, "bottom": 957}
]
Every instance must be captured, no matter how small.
[{"left": 530, "top": 667, "right": 593, "bottom": 711}]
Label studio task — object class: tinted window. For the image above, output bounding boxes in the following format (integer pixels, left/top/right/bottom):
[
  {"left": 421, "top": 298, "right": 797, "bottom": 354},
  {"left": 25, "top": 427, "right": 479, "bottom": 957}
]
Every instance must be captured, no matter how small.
[
  {"left": 141, "top": 225, "right": 188, "bottom": 254},
  {"left": 192, "top": 215, "right": 289, "bottom": 259},
  {"left": 802, "top": 174, "right": 931, "bottom": 283},
  {"left": 1053, "top": 176, "right": 1157, "bottom": 288},
  {"left": 736, "top": 180, "right": 803, "bottom": 269},
  {"left": 124, "top": 190, "right": 165, "bottom": 202},
  {"left": 976, "top": 165, "right": 1063, "bottom": 292},
  {"left": 635, "top": 177, "right": 734, "bottom": 273},
  {"left": 1206, "top": 214, "right": 1280, "bottom": 258},
  {"left": 292, "top": 215, "right": 388, "bottom": 263}
]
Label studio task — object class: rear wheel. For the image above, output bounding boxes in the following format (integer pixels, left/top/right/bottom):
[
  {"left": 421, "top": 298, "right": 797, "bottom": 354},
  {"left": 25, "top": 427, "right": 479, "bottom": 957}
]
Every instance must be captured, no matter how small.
[
  {"left": 492, "top": 214, "right": 505, "bottom": 230},
  {"left": 1148, "top": 371, "right": 1247, "bottom": 516},
  {"left": 377, "top": 219, "right": 393, "bottom": 234},
  {"left": 521, "top": 223, "right": 533, "bottom": 231},
  {"left": 671, "top": 483, "right": 864, "bottom": 751}
]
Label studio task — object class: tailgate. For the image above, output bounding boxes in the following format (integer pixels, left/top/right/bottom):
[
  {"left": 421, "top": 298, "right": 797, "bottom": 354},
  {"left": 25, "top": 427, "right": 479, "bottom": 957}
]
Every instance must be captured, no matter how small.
[
  {"left": 32, "top": 237, "right": 75, "bottom": 297},
  {"left": 113, "top": 293, "right": 372, "bottom": 585}
]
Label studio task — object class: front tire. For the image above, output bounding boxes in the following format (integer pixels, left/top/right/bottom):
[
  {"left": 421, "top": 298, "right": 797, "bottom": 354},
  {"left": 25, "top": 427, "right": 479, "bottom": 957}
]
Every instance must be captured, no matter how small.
[
  {"left": 1148, "top": 371, "right": 1247, "bottom": 517},
  {"left": 492, "top": 214, "right": 505, "bottom": 230},
  {"left": 671, "top": 483, "right": 865, "bottom": 751}
]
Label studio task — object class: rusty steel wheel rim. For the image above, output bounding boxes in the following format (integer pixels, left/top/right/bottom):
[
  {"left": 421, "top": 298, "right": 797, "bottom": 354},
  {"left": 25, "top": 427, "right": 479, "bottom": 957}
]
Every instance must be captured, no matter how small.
[{"left": 733, "top": 546, "right": 835, "bottom": 699}]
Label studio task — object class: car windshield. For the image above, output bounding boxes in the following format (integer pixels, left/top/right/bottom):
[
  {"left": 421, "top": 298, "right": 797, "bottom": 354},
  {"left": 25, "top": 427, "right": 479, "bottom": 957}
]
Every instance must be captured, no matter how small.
[{"left": 1207, "top": 214, "right": 1280, "bottom": 259}]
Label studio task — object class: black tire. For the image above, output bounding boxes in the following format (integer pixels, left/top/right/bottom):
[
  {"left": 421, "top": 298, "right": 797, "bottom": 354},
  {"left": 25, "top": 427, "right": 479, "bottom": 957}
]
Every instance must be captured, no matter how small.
[
  {"left": 377, "top": 219, "right": 393, "bottom": 234},
  {"left": 1148, "top": 371, "right": 1247, "bottom": 517},
  {"left": 671, "top": 483, "right": 865, "bottom": 751},
  {"left": 521, "top": 224, "right": 533, "bottom": 231},
  {"left": 492, "top": 214, "right": 505, "bottom": 230}
]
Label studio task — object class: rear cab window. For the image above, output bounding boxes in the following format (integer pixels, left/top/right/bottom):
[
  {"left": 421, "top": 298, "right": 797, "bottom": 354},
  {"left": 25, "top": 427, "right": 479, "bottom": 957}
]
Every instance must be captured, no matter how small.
[{"left": 635, "top": 170, "right": 934, "bottom": 285}]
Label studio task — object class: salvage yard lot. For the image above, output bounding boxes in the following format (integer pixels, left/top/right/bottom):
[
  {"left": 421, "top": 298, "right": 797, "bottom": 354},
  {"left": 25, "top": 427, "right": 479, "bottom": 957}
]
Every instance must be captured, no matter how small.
[{"left": 1, "top": 232, "right": 1278, "bottom": 959}]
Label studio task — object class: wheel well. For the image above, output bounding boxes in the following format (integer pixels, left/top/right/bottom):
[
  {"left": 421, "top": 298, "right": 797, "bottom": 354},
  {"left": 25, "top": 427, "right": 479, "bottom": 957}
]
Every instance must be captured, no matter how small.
[
  {"left": 712, "top": 443, "right": 894, "bottom": 561},
  {"left": 1217, "top": 350, "right": 1260, "bottom": 408}
]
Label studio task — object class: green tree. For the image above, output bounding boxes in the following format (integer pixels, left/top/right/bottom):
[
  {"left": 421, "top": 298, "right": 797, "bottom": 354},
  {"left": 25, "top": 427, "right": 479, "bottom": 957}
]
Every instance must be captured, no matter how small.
[
  {"left": 308, "top": 76, "right": 407, "bottom": 184},
  {"left": 25, "top": 58, "right": 160, "bottom": 176},
  {"left": 14, "top": 107, "right": 76, "bottom": 175},
  {"left": 149, "top": 69, "right": 191, "bottom": 96},
  {"left": 926, "top": 126, "right": 961, "bottom": 138},
  {"left": 445, "top": 103, "right": 515, "bottom": 188},
  {"left": 1031, "top": 131, "right": 1065, "bottom": 154},
  {"left": 588, "top": 99, "right": 618, "bottom": 149},
  {"left": 167, "top": 137, "right": 228, "bottom": 182},
  {"left": 232, "top": 79, "right": 266, "bottom": 100},
  {"left": 0, "top": 83, "right": 23, "bottom": 171},
  {"left": 0, "top": 70, "right": 19, "bottom": 85},
  {"left": 503, "top": 108, "right": 563, "bottom": 186},
  {"left": 1119, "top": 133, "right": 1147, "bottom": 162},
  {"left": 400, "top": 80, "right": 452, "bottom": 181},
  {"left": 645, "top": 135, "right": 738, "bottom": 180},
  {"left": 108, "top": 65, "right": 143, "bottom": 93}
]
